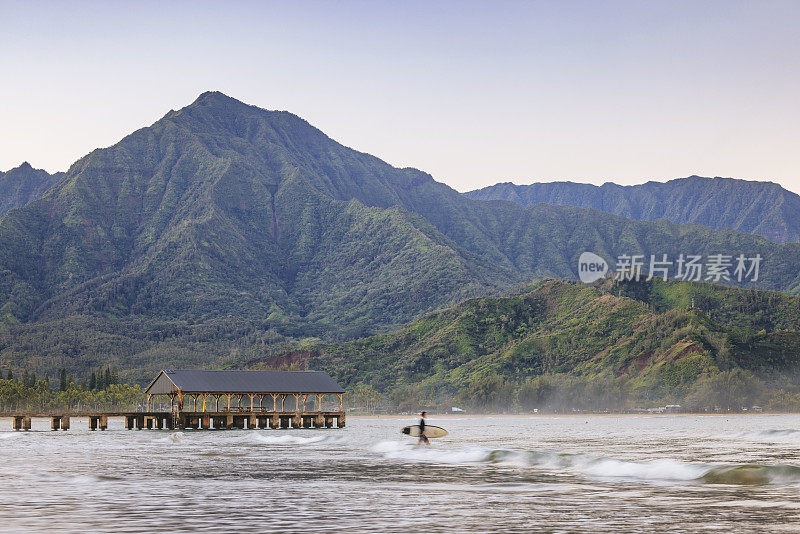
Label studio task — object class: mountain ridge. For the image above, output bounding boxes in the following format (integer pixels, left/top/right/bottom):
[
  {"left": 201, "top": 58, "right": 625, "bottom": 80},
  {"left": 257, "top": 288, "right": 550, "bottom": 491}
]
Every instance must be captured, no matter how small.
[{"left": 465, "top": 177, "right": 800, "bottom": 243}]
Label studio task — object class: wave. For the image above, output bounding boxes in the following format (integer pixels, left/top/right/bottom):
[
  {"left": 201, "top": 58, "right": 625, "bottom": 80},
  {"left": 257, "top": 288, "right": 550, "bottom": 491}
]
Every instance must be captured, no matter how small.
[
  {"left": 755, "top": 429, "right": 799, "bottom": 437},
  {"left": 247, "top": 432, "right": 344, "bottom": 446},
  {"left": 154, "top": 432, "right": 184, "bottom": 444},
  {"left": 701, "top": 464, "right": 800, "bottom": 485},
  {"left": 373, "top": 440, "right": 490, "bottom": 464},
  {"left": 372, "top": 441, "right": 800, "bottom": 485}
]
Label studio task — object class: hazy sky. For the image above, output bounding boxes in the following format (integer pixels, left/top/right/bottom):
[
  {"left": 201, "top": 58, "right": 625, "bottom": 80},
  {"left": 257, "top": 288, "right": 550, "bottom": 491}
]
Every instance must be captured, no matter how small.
[{"left": 2, "top": 1, "right": 799, "bottom": 192}]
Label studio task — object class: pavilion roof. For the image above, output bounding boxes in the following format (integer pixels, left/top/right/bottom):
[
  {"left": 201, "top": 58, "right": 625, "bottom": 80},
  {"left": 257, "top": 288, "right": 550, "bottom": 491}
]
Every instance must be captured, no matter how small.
[{"left": 145, "top": 369, "right": 345, "bottom": 395}]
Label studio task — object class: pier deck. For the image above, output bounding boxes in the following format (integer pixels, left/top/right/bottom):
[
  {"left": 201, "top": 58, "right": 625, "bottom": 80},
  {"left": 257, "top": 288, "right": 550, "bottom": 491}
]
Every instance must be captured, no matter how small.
[{"left": 2, "top": 410, "right": 345, "bottom": 431}]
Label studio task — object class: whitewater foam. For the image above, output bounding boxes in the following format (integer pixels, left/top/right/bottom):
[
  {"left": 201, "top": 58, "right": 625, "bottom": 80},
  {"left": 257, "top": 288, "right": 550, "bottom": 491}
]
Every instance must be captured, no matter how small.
[
  {"left": 372, "top": 440, "right": 490, "bottom": 464},
  {"left": 154, "top": 432, "right": 184, "bottom": 444},
  {"left": 248, "top": 432, "right": 343, "bottom": 446},
  {"left": 373, "top": 442, "right": 800, "bottom": 486}
]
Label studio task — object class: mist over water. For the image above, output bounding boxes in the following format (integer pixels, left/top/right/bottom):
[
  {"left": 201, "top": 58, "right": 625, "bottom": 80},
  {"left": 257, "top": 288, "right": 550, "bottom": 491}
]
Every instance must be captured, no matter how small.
[{"left": 1, "top": 415, "right": 800, "bottom": 532}]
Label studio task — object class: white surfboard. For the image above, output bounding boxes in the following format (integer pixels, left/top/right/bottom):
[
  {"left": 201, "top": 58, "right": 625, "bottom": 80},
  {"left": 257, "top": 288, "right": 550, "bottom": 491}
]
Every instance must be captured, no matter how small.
[{"left": 401, "top": 424, "right": 448, "bottom": 438}]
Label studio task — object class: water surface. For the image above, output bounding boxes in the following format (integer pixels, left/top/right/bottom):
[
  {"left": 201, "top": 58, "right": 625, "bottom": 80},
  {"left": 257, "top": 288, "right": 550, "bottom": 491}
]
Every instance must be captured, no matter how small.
[{"left": 1, "top": 414, "right": 799, "bottom": 532}]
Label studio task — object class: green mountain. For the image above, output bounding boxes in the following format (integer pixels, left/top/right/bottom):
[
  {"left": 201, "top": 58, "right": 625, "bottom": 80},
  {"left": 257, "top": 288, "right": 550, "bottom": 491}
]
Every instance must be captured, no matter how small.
[
  {"left": 305, "top": 278, "right": 800, "bottom": 411},
  {"left": 465, "top": 177, "right": 800, "bottom": 244},
  {"left": 1, "top": 92, "right": 799, "bottom": 379},
  {"left": 0, "top": 162, "right": 63, "bottom": 216}
]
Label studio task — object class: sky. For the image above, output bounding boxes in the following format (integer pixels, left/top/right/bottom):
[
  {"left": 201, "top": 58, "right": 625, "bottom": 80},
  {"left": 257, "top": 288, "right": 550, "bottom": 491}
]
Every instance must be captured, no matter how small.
[{"left": 1, "top": 0, "right": 799, "bottom": 193}]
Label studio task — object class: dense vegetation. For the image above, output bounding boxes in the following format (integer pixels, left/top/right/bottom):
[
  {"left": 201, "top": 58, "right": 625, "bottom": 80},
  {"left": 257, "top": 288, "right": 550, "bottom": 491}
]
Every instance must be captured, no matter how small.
[
  {"left": 0, "top": 162, "right": 63, "bottom": 216},
  {"left": 0, "top": 92, "right": 798, "bottom": 382},
  {"left": 0, "top": 367, "right": 144, "bottom": 412},
  {"left": 303, "top": 278, "right": 800, "bottom": 412},
  {"left": 465, "top": 177, "right": 800, "bottom": 244}
]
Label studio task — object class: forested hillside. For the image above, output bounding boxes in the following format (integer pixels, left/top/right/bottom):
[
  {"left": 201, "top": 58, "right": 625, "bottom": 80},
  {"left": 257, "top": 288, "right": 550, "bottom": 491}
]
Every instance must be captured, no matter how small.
[
  {"left": 466, "top": 177, "right": 800, "bottom": 244},
  {"left": 0, "top": 162, "right": 63, "bottom": 216},
  {"left": 305, "top": 278, "right": 800, "bottom": 411}
]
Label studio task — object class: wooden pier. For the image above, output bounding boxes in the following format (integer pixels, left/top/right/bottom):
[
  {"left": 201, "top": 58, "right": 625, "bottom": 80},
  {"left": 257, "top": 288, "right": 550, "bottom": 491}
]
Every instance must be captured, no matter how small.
[
  {"left": 3, "top": 410, "right": 345, "bottom": 431},
  {"left": 4, "top": 369, "right": 347, "bottom": 432}
]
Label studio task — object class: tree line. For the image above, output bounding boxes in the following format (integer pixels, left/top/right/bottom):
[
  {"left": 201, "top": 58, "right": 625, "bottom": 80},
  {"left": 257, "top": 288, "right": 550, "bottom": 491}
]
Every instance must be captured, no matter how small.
[{"left": 0, "top": 367, "right": 143, "bottom": 412}]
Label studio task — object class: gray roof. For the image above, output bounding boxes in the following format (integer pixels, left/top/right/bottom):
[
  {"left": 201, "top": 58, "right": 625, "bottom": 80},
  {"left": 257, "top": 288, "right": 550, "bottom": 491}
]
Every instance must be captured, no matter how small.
[{"left": 145, "top": 369, "right": 344, "bottom": 395}]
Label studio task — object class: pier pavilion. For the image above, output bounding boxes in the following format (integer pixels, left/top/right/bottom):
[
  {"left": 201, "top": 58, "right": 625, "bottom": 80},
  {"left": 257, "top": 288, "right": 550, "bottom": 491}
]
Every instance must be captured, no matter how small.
[{"left": 145, "top": 369, "right": 346, "bottom": 429}]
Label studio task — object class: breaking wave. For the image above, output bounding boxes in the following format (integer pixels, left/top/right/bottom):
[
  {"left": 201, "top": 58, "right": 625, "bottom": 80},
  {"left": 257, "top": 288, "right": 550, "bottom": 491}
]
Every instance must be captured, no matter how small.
[
  {"left": 154, "top": 432, "right": 184, "bottom": 444},
  {"left": 758, "top": 429, "right": 800, "bottom": 436},
  {"left": 247, "top": 432, "right": 344, "bottom": 446},
  {"left": 372, "top": 441, "right": 800, "bottom": 486}
]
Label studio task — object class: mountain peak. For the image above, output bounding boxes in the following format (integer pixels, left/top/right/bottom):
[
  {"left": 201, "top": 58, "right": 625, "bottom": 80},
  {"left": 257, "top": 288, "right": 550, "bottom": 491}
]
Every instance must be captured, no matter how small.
[{"left": 192, "top": 90, "right": 239, "bottom": 106}]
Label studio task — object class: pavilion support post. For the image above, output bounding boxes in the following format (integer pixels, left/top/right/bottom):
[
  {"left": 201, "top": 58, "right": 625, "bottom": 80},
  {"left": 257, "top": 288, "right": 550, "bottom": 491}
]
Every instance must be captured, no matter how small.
[
  {"left": 100, "top": 415, "right": 108, "bottom": 430},
  {"left": 227, "top": 394, "right": 231, "bottom": 412},
  {"left": 215, "top": 395, "right": 220, "bottom": 412},
  {"left": 249, "top": 394, "right": 254, "bottom": 412},
  {"left": 146, "top": 393, "right": 151, "bottom": 412},
  {"left": 301, "top": 394, "right": 308, "bottom": 414},
  {"left": 318, "top": 394, "right": 324, "bottom": 412},
  {"left": 280, "top": 394, "right": 286, "bottom": 412},
  {"left": 271, "top": 394, "right": 277, "bottom": 412},
  {"left": 338, "top": 393, "right": 343, "bottom": 412}
]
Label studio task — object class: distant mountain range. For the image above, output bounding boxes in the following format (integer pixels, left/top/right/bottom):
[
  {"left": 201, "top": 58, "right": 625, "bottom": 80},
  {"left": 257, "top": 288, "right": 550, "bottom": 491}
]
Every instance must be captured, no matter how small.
[
  {"left": 465, "top": 177, "right": 800, "bottom": 244},
  {"left": 0, "top": 162, "right": 63, "bottom": 216},
  {"left": 1, "top": 92, "right": 799, "bottom": 378}
]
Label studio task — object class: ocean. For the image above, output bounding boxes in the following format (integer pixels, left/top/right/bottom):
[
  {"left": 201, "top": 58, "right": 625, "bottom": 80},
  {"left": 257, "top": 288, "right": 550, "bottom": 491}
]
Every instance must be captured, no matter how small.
[{"left": 1, "top": 414, "right": 799, "bottom": 532}]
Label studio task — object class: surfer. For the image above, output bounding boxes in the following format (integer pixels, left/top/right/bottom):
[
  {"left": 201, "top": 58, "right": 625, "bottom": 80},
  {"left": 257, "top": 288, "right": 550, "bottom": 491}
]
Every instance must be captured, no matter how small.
[{"left": 418, "top": 411, "right": 430, "bottom": 446}]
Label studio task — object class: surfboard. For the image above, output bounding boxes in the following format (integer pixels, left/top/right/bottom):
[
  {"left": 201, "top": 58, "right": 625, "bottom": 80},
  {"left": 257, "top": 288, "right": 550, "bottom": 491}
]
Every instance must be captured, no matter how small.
[{"left": 401, "top": 424, "right": 448, "bottom": 438}]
